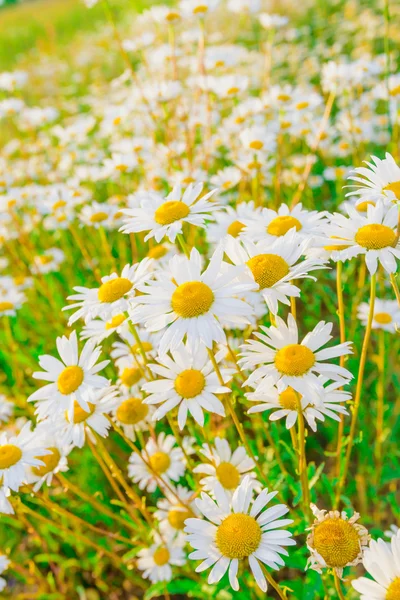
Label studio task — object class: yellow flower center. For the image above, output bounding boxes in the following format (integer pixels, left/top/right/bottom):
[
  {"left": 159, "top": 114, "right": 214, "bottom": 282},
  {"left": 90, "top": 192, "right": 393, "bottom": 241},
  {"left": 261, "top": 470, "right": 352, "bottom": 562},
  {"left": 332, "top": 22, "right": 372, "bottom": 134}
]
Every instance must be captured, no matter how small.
[
  {"left": 383, "top": 181, "right": 400, "bottom": 198},
  {"left": 216, "top": 462, "right": 240, "bottom": 489},
  {"left": 53, "top": 201, "right": 67, "bottom": 211},
  {"left": 175, "top": 369, "right": 205, "bottom": 398},
  {"left": 105, "top": 314, "right": 127, "bottom": 329},
  {"left": 97, "top": 277, "right": 133, "bottom": 303},
  {"left": 355, "top": 224, "right": 396, "bottom": 250},
  {"left": 57, "top": 366, "right": 84, "bottom": 395},
  {"left": 279, "top": 387, "right": 299, "bottom": 410},
  {"left": 153, "top": 547, "right": 170, "bottom": 566},
  {"left": 313, "top": 518, "right": 361, "bottom": 568},
  {"left": 386, "top": 577, "right": 400, "bottom": 600},
  {"left": 275, "top": 344, "right": 315, "bottom": 376},
  {"left": 38, "top": 255, "right": 53, "bottom": 264},
  {"left": 193, "top": 4, "right": 208, "bottom": 14},
  {"left": 389, "top": 85, "right": 400, "bottom": 97},
  {"left": 249, "top": 140, "right": 263, "bottom": 150},
  {"left": 374, "top": 312, "right": 392, "bottom": 324},
  {"left": 147, "top": 245, "right": 168, "bottom": 259},
  {"left": 227, "top": 220, "right": 245, "bottom": 237},
  {"left": 154, "top": 201, "right": 189, "bottom": 226},
  {"left": 277, "top": 94, "right": 291, "bottom": 102},
  {"left": 67, "top": 400, "right": 95, "bottom": 424},
  {"left": 356, "top": 201, "right": 375, "bottom": 212},
  {"left": 171, "top": 281, "right": 214, "bottom": 318},
  {"left": 168, "top": 507, "right": 194, "bottom": 530},
  {"left": 216, "top": 513, "right": 262, "bottom": 559},
  {"left": 267, "top": 215, "right": 302, "bottom": 237},
  {"left": 0, "top": 444, "right": 22, "bottom": 469},
  {"left": 227, "top": 86, "right": 240, "bottom": 95},
  {"left": 115, "top": 164, "right": 128, "bottom": 172},
  {"left": 247, "top": 254, "right": 289, "bottom": 289},
  {"left": 90, "top": 211, "right": 108, "bottom": 223},
  {"left": 32, "top": 447, "right": 61, "bottom": 476},
  {"left": 116, "top": 397, "right": 149, "bottom": 425},
  {"left": 0, "top": 302, "right": 14, "bottom": 311},
  {"left": 166, "top": 11, "right": 180, "bottom": 21},
  {"left": 149, "top": 451, "right": 171, "bottom": 475},
  {"left": 120, "top": 367, "right": 142, "bottom": 387},
  {"left": 132, "top": 341, "right": 153, "bottom": 354},
  {"left": 296, "top": 101, "right": 309, "bottom": 110}
]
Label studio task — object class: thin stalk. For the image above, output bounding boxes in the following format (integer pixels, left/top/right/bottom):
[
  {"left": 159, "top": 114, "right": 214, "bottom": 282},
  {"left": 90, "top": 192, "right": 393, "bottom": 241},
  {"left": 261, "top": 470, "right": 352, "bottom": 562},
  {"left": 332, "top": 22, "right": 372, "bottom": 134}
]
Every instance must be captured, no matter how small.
[
  {"left": 334, "top": 572, "right": 347, "bottom": 600},
  {"left": 390, "top": 273, "right": 400, "bottom": 307},
  {"left": 335, "top": 261, "right": 346, "bottom": 477},
  {"left": 260, "top": 564, "right": 287, "bottom": 599},
  {"left": 296, "top": 396, "right": 311, "bottom": 520},
  {"left": 375, "top": 329, "right": 385, "bottom": 497}
]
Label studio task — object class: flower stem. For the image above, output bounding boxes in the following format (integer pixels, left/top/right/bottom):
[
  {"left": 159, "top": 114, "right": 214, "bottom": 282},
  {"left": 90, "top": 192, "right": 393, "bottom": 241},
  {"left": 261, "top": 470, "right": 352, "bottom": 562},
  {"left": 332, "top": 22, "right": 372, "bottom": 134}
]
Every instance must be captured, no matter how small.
[
  {"left": 335, "top": 261, "right": 346, "bottom": 477},
  {"left": 374, "top": 329, "right": 385, "bottom": 503},
  {"left": 390, "top": 273, "right": 400, "bottom": 307},
  {"left": 177, "top": 233, "right": 190, "bottom": 257},
  {"left": 296, "top": 396, "right": 311, "bottom": 520},
  {"left": 260, "top": 564, "right": 287, "bottom": 599},
  {"left": 334, "top": 571, "right": 347, "bottom": 600}
]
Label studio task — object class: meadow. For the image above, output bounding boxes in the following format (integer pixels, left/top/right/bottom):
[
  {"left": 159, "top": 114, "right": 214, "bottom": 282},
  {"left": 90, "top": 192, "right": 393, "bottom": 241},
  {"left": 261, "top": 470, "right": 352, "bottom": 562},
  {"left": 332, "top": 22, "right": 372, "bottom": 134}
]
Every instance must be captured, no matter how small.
[{"left": 0, "top": 0, "right": 399, "bottom": 598}]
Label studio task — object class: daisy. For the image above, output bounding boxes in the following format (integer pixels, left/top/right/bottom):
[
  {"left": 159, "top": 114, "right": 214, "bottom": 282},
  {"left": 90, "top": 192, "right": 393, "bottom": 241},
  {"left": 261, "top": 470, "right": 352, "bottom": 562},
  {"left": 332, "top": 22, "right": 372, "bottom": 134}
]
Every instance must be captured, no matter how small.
[
  {"left": 357, "top": 299, "right": 400, "bottom": 332},
  {"left": 307, "top": 504, "right": 370, "bottom": 578},
  {"left": 239, "top": 314, "right": 353, "bottom": 399},
  {"left": 352, "top": 531, "right": 400, "bottom": 599},
  {"left": 80, "top": 313, "right": 130, "bottom": 343},
  {"left": 119, "top": 182, "right": 219, "bottom": 243},
  {"left": 207, "top": 201, "right": 260, "bottom": 244},
  {"left": 155, "top": 485, "right": 198, "bottom": 534},
  {"left": 193, "top": 438, "right": 257, "bottom": 497},
  {"left": 129, "top": 247, "right": 256, "bottom": 355},
  {"left": 32, "top": 248, "right": 65, "bottom": 274},
  {"left": 110, "top": 328, "right": 159, "bottom": 369},
  {"left": 112, "top": 393, "right": 154, "bottom": 441},
  {"left": 327, "top": 201, "right": 399, "bottom": 275},
  {"left": 142, "top": 342, "right": 233, "bottom": 429},
  {"left": 128, "top": 433, "right": 185, "bottom": 492},
  {"left": 0, "top": 422, "right": 49, "bottom": 492},
  {"left": 0, "top": 395, "right": 13, "bottom": 423},
  {"left": 79, "top": 201, "right": 119, "bottom": 229},
  {"left": 0, "top": 288, "right": 25, "bottom": 317},
  {"left": 346, "top": 152, "right": 400, "bottom": 203},
  {"left": 64, "top": 261, "right": 153, "bottom": 325},
  {"left": 224, "top": 232, "right": 326, "bottom": 314},
  {"left": 246, "top": 377, "right": 350, "bottom": 431},
  {"left": 137, "top": 532, "right": 186, "bottom": 584},
  {"left": 25, "top": 426, "right": 70, "bottom": 491},
  {"left": 185, "top": 475, "right": 295, "bottom": 592},
  {"left": 28, "top": 331, "right": 109, "bottom": 420}
]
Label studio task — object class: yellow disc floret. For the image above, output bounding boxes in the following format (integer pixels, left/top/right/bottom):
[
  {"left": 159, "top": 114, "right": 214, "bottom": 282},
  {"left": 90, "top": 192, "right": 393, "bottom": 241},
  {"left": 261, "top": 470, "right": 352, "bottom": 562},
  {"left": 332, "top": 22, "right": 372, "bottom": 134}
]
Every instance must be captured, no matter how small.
[
  {"left": 0, "top": 302, "right": 14, "bottom": 312},
  {"left": 120, "top": 367, "right": 142, "bottom": 387},
  {"left": 171, "top": 281, "right": 214, "bottom": 318},
  {"left": 32, "top": 447, "right": 61, "bottom": 476},
  {"left": 275, "top": 344, "right": 315, "bottom": 376},
  {"left": 247, "top": 254, "right": 290, "bottom": 289},
  {"left": 153, "top": 547, "right": 170, "bottom": 566},
  {"left": 154, "top": 201, "right": 189, "bottom": 225},
  {"left": 374, "top": 312, "right": 392, "bottom": 324},
  {"left": 149, "top": 451, "right": 171, "bottom": 475},
  {"left": 105, "top": 314, "right": 126, "bottom": 329},
  {"left": 168, "top": 507, "right": 194, "bottom": 530},
  {"left": 216, "top": 513, "right": 262, "bottom": 559},
  {"left": 386, "top": 577, "right": 400, "bottom": 600},
  {"left": 216, "top": 462, "right": 240, "bottom": 489},
  {"left": 355, "top": 224, "right": 396, "bottom": 250},
  {"left": 383, "top": 181, "right": 400, "bottom": 198},
  {"left": 175, "top": 369, "right": 205, "bottom": 398},
  {"left": 116, "top": 397, "right": 149, "bottom": 425},
  {"left": 0, "top": 444, "right": 22, "bottom": 469},
  {"left": 57, "top": 366, "right": 84, "bottom": 395},
  {"left": 267, "top": 215, "right": 302, "bottom": 237},
  {"left": 227, "top": 220, "right": 245, "bottom": 237},
  {"left": 313, "top": 518, "right": 361, "bottom": 568},
  {"left": 279, "top": 387, "right": 299, "bottom": 410},
  {"left": 98, "top": 277, "right": 133, "bottom": 303}
]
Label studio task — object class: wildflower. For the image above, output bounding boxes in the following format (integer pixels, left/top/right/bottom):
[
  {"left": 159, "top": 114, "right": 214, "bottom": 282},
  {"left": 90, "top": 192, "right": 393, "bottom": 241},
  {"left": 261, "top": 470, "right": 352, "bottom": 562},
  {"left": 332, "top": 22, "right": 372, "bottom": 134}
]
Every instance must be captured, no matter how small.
[
  {"left": 137, "top": 532, "right": 186, "bottom": 583},
  {"left": 357, "top": 299, "right": 400, "bottom": 332},
  {"left": 352, "top": 530, "right": 400, "bottom": 599}
]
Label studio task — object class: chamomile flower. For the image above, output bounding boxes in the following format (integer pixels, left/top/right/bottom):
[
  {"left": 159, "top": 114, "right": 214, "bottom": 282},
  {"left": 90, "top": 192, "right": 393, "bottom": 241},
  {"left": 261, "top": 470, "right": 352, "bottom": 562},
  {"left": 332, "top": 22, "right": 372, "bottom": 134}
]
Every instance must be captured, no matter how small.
[
  {"left": 80, "top": 313, "right": 130, "bottom": 343},
  {"left": 29, "top": 331, "right": 109, "bottom": 420},
  {"left": 112, "top": 393, "right": 154, "bottom": 440},
  {"left": 130, "top": 247, "right": 256, "bottom": 355},
  {"left": 185, "top": 475, "right": 295, "bottom": 592},
  {"left": 239, "top": 314, "right": 353, "bottom": 398},
  {"left": 128, "top": 432, "right": 185, "bottom": 492},
  {"left": 357, "top": 299, "right": 400, "bottom": 332},
  {"left": 142, "top": 343, "right": 232, "bottom": 429},
  {"left": 137, "top": 532, "right": 186, "bottom": 584},
  {"left": 327, "top": 201, "right": 399, "bottom": 275},
  {"left": 119, "top": 182, "right": 219, "bottom": 243},
  {"left": 0, "top": 288, "right": 25, "bottom": 317},
  {"left": 347, "top": 153, "right": 400, "bottom": 203},
  {"left": 32, "top": 248, "right": 65, "bottom": 274},
  {"left": 193, "top": 438, "right": 257, "bottom": 497},
  {"left": 25, "top": 427, "right": 70, "bottom": 491},
  {"left": 307, "top": 504, "right": 369, "bottom": 578},
  {"left": 155, "top": 485, "right": 198, "bottom": 534},
  {"left": 64, "top": 261, "right": 153, "bottom": 325},
  {"left": 352, "top": 531, "right": 400, "bottom": 599},
  {"left": 207, "top": 201, "right": 260, "bottom": 244}
]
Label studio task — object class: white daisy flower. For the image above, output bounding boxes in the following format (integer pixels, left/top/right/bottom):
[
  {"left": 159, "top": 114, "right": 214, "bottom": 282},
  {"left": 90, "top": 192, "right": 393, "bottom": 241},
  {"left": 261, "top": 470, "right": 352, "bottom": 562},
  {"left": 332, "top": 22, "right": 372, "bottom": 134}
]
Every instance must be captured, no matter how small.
[
  {"left": 346, "top": 152, "right": 400, "bottom": 203},
  {"left": 130, "top": 247, "right": 256, "bottom": 355},
  {"left": 246, "top": 377, "right": 350, "bottom": 431},
  {"left": 80, "top": 313, "right": 130, "bottom": 343},
  {"left": 193, "top": 437, "right": 257, "bottom": 497},
  {"left": 224, "top": 232, "right": 326, "bottom": 314},
  {"left": 32, "top": 248, "right": 65, "bottom": 274},
  {"left": 327, "top": 201, "right": 399, "bottom": 275},
  {"left": 352, "top": 530, "right": 400, "bottom": 599},
  {"left": 307, "top": 504, "right": 370, "bottom": 578},
  {"left": 142, "top": 343, "right": 233, "bottom": 429},
  {"left": 29, "top": 331, "right": 109, "bottom": 420},
  {"left": 119, "top": 182, "right": 219, "bottom": 243},
  {"left": 357, "top": 298, "right": 400, "bottom": 332},
  {"left": 64, "top": 260, "right": 153, "bottom": 325},
  {"left": 137, "top": 531, "right": 186, "bottom": 584},
  {"left": 0, "top": 395, "right": 13, "bottom": 423},
  {"left": 207, "top": 201, "right": 261, "bottom": 244},
  {"left": 155, "top": 485, "right": 198, "bottom": 535},
  {"left": 110, "top": 328, "right": 159, "bottom": 369},
  {"left": 185, "top": 475, "right": 295, "bottom": 592},
  {"left": 25, "top": 425, "right": 70, "bottom": 491},
  {"left": 0, "top": 423, "right": 49, "bottom": 492},
  {"left": 128, "top": 432, "right": 185, "bottom": 492},
  {"left": 79, "top": 201, "right": 119, "bottom": 229},
  {"left": 0, "top": 288, "right": 26, "bottom": 317},
  {"left": 239, "top": 314, "right": 353, "bottom": 399}
]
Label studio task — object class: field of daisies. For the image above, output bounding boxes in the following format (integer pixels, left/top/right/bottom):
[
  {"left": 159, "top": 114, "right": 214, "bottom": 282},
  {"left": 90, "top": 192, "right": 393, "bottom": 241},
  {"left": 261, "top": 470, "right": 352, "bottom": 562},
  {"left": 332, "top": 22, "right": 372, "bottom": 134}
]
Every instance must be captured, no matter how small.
[{"left": 1, "top": 0, "right": 400, "bottom": 598}]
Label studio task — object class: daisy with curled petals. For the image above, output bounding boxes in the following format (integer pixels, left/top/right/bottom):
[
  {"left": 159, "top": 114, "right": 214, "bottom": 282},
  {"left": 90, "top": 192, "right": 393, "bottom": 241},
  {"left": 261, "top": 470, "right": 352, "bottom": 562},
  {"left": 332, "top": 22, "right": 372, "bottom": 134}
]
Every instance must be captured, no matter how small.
[
  {"left": 327, "top": 200, "right": 399, "bottom": 275},
  {"left": 64, "top": 260, "right": 153, "bottom": 325},
  {"left": 137, "top": 531, "right": 186, "bottom": 584},
  {"left": 224, "top": 231, "right": 326, "bottom": 314},
  {"left": 242, "top": 203, "right": 327, "bottom": 244},
  {"left": 246, "top": 377, "right": 350, "bottom": 432},
  {"left": 357, "top": 298, "right": 400, "bottom": 332},
  {"left": 239, "top": 314, "right": 353, "bottom": 399},
  {"left": 0, "top": 422, "right": 49, "bottom": 492},
  {"left": 184, "top": 475, "right": 295, "bottom": 592},
  {"left": 352, "top": 530, "right": 400, "bottom": 600},
  {"left": 128, "top": 432, "right": 185, "bottom": 492},
  {"left": 130, "top": 247, "right": 256, "bottom": 355},
  {"left": 155, "top": 485, "right": 198, "bottom": 535},
  {"left": 207, "top": 201, "right": 260, "bottom": 244},
  {"left": 193, "top": 437, "right": 257, "bottom": 497},
  {"left": 346, "top": 152, "right": 400, "bottom": 203},
  {"left": 119, "top": 182, "right": 220, "bottom": 243},
  {"left": 142, "top": 342, "right": 233, "bottom": 429},
  {"left": 307, "top": 504, "right": 369, "bottom": 579},
  {"left": 28, "top": 331, "right": 109, "bottom": 421}
]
